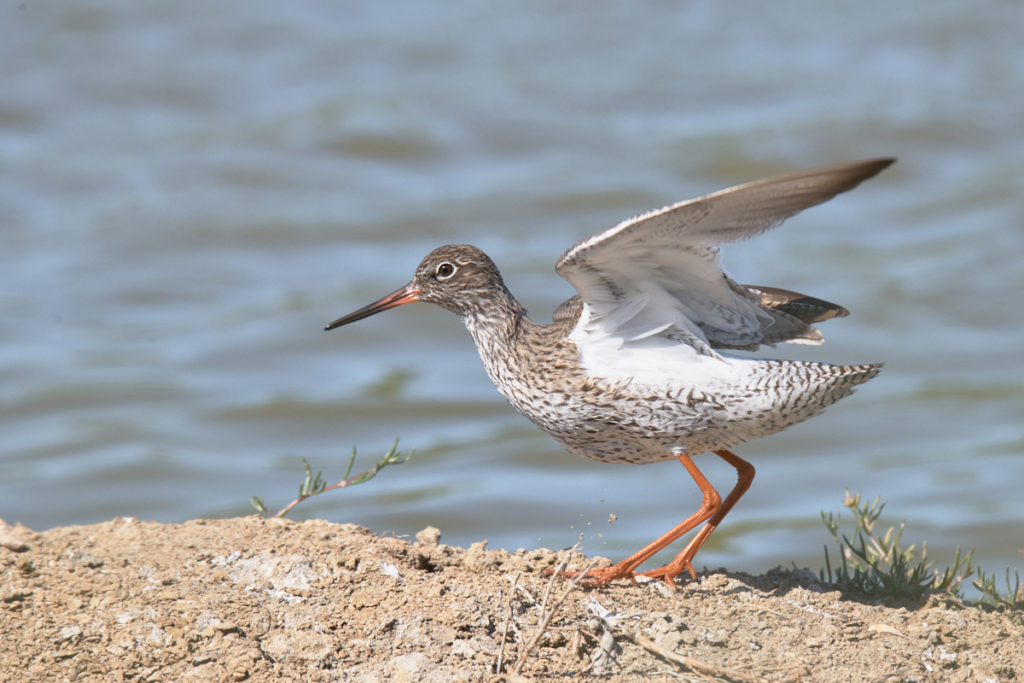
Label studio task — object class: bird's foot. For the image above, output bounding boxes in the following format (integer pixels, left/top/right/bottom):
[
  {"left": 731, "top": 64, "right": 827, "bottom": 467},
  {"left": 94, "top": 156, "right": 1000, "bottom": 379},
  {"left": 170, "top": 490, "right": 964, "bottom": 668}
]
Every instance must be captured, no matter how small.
[
  {"left": 544, "top": 561, "right": 639, "bottom": 588},
  {"left": 547, "top": 558, "right": 697, "bottom": 589},
  {"left": 637, "top": 558, "right": 698, "bottom": 588}
]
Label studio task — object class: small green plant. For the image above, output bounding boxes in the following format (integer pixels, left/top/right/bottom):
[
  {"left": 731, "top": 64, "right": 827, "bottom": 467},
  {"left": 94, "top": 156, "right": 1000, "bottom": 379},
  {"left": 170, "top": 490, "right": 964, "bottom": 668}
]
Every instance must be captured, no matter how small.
[
  {"left": 820, "top": 491, "right": 974, "bottom": 602},
  {"left": 973, "top": 566, "right": 1023, "bottom": 620},
  {"left": 251, "top": 437, "right": 412, "bottom": 518}
]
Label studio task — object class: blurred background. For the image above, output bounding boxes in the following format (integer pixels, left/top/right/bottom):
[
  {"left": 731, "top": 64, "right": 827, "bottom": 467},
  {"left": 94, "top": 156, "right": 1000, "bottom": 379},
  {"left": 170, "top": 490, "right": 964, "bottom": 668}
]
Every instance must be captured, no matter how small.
[{"left": 2, "top": 1, "right": 1021, "bottom": 589}]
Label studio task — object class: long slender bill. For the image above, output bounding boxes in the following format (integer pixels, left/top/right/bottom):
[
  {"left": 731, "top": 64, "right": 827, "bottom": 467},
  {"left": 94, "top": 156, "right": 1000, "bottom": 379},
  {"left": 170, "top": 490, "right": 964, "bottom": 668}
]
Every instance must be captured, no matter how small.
[{"left": 324, "top": 284, "right": 421, "bottom": 331}]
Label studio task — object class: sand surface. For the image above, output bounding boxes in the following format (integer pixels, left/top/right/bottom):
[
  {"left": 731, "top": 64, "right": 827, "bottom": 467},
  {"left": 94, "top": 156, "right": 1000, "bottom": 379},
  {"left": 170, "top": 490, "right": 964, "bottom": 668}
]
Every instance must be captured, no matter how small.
[{"left": 1, "top": 516, "right": 1020, "bottom": 681}]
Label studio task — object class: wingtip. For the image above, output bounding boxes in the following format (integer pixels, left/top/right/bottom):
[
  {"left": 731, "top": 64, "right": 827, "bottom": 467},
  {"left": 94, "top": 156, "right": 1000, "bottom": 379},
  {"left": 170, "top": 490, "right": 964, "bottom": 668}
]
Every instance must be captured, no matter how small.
[
  {"left": 834, "top": 157, "right": 897, "bottom": 184},
  {"left": 871, "top": 156, "right": 898, "bottom": 171},
  {"left": 857, "top": 157, "right": 898, "bottom": 180}
]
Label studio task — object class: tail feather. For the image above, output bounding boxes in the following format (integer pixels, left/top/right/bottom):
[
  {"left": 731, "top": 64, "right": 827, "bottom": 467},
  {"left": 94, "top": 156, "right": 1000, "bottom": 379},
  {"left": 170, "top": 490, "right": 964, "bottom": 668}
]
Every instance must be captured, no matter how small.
[{"left": 740, "top": 360, "right": 882, "bottom": 437}]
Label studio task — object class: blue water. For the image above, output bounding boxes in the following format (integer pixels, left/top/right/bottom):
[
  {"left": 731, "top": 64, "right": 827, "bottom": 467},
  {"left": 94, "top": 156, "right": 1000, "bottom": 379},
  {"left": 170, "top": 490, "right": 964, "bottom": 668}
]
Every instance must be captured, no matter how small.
[{"left": 2, "top": 1, "right": 1022, "bottom": 589}]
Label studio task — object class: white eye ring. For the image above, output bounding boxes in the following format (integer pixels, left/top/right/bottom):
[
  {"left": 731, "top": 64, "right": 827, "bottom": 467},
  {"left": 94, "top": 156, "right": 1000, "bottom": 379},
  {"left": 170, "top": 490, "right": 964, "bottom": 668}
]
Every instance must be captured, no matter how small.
[{"left": 435, "top": 262, "right": 457, "bottom": 280}]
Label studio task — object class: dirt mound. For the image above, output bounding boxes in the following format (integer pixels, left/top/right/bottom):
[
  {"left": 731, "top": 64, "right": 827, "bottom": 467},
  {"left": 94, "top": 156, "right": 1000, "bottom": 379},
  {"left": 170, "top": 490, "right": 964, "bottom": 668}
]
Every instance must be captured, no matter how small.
[{"left": 1, "top": 516, "right": 1019, "bottom": 681}]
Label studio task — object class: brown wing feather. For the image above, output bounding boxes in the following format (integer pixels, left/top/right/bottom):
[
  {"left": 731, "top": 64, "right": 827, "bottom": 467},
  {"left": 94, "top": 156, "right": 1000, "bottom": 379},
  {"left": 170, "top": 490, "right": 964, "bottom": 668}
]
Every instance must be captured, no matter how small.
[{"left": 743, "top": 284, "right": 850, "bottom": 324}]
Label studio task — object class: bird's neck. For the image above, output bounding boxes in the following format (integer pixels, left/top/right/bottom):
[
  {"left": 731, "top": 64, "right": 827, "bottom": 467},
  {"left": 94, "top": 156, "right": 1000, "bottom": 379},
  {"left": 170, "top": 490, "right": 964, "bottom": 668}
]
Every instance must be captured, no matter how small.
[
  {"left": 462, "top": 291, "right": 549, "bottom": 402},
  {"left": 462, "top": 288, "right": 529, "bottom": 351}
]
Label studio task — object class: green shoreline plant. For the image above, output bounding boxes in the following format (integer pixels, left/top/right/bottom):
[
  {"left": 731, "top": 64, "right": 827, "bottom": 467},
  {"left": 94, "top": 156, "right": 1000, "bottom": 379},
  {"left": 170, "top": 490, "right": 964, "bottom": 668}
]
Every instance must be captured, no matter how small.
[
  {"left": 251, "top": 437, "right": 411, "bottom": 518},
  {"left": 820, "top": 491, "right": 1022, "bottom": 620}
]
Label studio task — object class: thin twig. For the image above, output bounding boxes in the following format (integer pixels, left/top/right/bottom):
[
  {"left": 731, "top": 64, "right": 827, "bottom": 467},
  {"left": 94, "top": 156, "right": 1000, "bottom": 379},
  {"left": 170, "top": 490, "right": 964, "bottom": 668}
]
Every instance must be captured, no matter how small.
[
  {"left": 494, "top": 572, "right": 521, "bottom": 675},
  {"left": 539, "top": 546, "right": 575, "bottom": 613},
  {"left": 513, "top": 557, "right": 597, "bottom": 675},
  {"left": 632, "top": 634, "right": 768, "bottom": 683}
]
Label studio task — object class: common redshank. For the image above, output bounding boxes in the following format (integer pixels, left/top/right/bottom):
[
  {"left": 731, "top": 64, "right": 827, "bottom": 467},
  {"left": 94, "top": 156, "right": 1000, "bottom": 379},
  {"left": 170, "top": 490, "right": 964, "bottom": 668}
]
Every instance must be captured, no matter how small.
[{"left": 326, "top": 158, "right": 894, "bottom": 587}]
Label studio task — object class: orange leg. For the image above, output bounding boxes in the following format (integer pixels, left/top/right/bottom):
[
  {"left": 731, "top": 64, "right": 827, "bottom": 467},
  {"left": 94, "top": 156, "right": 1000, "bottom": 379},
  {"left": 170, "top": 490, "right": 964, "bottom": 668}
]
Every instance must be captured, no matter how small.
[
  {"left": 556, "top": 449, "right": 755, "bottom": 588},
  {"left": 640, "top": 449, "right": 755, "bottom": 586}
]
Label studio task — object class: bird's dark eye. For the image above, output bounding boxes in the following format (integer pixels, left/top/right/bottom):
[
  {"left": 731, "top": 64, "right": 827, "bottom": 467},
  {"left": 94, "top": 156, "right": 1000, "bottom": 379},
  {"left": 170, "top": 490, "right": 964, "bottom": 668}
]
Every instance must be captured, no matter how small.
[{"left": 435, "top": 262, "right": 457, "bottom": 280}]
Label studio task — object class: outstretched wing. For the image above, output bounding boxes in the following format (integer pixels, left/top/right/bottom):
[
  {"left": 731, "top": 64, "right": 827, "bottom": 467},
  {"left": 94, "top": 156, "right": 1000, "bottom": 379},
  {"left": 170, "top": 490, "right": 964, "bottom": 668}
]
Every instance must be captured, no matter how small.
[{"left": 555, "top": 158, "right": 894, "bottom": 354}]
